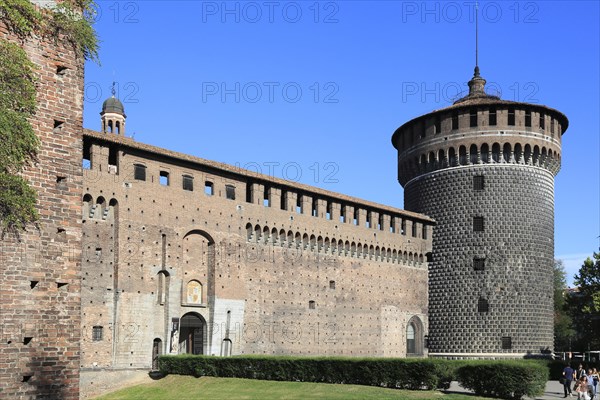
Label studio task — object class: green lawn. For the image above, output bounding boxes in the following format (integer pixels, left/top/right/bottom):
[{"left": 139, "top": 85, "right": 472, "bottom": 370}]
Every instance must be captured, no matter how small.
[{"left": 94, "top": 375, "right": 490, "bottom": 400}]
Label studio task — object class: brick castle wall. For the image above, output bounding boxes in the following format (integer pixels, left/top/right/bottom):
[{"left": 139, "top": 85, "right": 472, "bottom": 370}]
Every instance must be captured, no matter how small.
[{"left": 0, "top": 8, "right": 84, "bottom": 399}]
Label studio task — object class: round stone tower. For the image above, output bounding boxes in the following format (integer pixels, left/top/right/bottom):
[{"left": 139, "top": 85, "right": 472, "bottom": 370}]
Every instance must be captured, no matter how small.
[{"left": 392, "top": 67, "right": 568, "bottom": 358}]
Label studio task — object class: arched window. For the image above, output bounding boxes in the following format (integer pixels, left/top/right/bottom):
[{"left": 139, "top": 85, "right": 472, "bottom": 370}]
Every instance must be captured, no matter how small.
[{"left": 406, "top": 316, "right": 425, "bottom": 356}]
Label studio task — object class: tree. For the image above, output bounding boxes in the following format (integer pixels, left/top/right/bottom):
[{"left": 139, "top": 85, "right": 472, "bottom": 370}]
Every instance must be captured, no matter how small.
[
  {"left": 0, "top": 0, "right": 99, "bottom": 238},
  {"left": 553, "top": 259, "right": 575, "bottom": 351},
  {"left": 567, "top": 253, "right": 600, "bottom": 351}
]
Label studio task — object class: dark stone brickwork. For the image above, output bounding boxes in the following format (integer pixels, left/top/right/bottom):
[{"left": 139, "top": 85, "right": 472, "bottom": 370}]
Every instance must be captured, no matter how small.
[{"left": 405, "top": 165, "right": 554, "bottom": 355}]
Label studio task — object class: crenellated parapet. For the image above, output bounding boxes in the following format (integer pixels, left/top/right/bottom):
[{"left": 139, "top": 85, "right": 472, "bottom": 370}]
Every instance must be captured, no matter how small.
[{"left": 392, "top": 98, "right": 568, "bottom": 186}]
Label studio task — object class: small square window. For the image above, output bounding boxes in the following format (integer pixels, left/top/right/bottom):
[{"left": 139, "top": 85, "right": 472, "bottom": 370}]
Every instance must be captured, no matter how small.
[
  {"left": 473, "top": 217, "right": 484, "bottom": 232},
  {"left": 225, "top": 185, "right": 236, "bottom": 200},
  {"left": 501, "top": 336, "right": 512, "bottom": 350},
  {"left": 329, "top": 280, "right": 336, "bottom": 289},
  {"left": 92, "top": 326, "right": 103, "bottom": 341},
  {"left": 473, "top": 258, "right": 485, "bottom": 271},
  {"left": 182, "top": 175, "right": 194, "bottom": 191},
  {"left": 473, "top": 175, "right": 485, "bottom": 191}
]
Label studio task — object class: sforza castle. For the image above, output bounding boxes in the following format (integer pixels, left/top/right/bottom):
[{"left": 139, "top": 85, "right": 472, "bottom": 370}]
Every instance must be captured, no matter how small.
[{"left": 0, "top": 2, "right": 568, "bottom": 399}]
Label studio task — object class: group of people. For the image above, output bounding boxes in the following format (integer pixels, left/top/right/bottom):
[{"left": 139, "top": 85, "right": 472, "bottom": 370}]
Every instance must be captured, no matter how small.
[{"left": 563, "top": 364, "right": 599, "bottom": 399}]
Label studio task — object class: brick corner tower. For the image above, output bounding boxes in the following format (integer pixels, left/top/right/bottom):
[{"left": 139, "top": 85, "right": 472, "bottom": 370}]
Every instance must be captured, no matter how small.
[
  {"left": 0, "top": 0, "right": 85, "bottom": 397},
  {"left": 392, "top": 65, "right": 568, "bottom": 358}
]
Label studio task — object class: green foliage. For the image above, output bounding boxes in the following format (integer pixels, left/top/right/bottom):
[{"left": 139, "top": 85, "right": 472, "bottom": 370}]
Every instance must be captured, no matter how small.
[
  {"left": 0, "top": 0, "right": 100, "bottom": 62},
  {"left": 159, "top": 355, "right": 549, "bottom": 399},
  {"left": 456, "top": 361, "right": 548, "bottom": 400},
  {"left": 0, "top": 0, "right": 100, "bottom": 238},
  {"left": 159, "top": 355, "right": 456, "bottom": 390},
  {"left": 554, "top": 259, "right": 575, "bottom": 351},
  {"left": 568, "top": 253, "right": 600, "bottom": 350},
  {"left": 0, "top": 0, "right": 41, "bottom": 37},
  {"left": 0, "top": 172, "right": 39, "bottom": 238},
  {"left": 48, "top": 0, "right": 99, "bottom": 63},
  {"left": 0, "top": 40, "right": 38, "bottom": 174},
  {"left": 0, "top": 39, "right": 38, "bottom": 237}
]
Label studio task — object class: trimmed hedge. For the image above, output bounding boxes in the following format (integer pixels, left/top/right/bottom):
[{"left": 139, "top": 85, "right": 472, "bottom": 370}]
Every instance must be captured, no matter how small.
[
  {"left": 456, "top": 361, "right": 548, "bottom": 400},
  {"left": 159, "top": 355, "right": 549, "bottom": 399},
  {"left": 159, "top": 355, "right": 455, "bottom": 390}
]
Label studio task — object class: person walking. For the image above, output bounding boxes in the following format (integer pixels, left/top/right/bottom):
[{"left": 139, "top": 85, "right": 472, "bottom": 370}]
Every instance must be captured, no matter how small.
[
  {"left": 564, "top": 364, "right": 576, "bottom": 398},
  {"left": 587, "top": 369, "right": 597, "bottom": 400},
  {"left": 591, "top": 368, "right": 599, "bottom": 400}
]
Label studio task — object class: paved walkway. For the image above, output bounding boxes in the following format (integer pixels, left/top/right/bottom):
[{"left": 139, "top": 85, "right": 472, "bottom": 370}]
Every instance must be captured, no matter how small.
[{"left": 446, "top": 380, "right": 579, "bottom": 399}]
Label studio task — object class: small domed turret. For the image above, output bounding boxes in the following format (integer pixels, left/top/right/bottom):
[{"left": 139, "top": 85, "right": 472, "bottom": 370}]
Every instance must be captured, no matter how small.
[
  {"left": 101, "top": 96, "right": 126, "bottom": 116},
  {"left": 100, "top": 83, "right": 126, "bottom": 136}
]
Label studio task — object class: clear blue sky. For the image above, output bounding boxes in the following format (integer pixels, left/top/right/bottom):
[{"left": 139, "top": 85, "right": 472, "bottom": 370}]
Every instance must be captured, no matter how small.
[{"left": 83, "top": 1, "right": 600, "bottom": 286}]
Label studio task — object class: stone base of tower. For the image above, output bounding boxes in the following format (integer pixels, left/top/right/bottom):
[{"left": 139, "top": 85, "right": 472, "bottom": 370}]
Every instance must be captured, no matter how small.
[{"left": 404, "top": 164, "right": 555, "bottom": 356}]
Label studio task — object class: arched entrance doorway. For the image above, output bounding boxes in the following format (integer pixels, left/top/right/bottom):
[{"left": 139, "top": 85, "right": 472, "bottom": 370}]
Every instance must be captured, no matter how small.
[{"left": 179, "top": 312, "right": 205, "bottom": 355}]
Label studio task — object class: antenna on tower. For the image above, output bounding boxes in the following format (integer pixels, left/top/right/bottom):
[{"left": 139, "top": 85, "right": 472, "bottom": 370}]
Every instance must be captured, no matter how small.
[
  {"left": 111, "top": 81, "right": 116, "bottom": 97},
  {"left": 475, "top": 1, "right": 479, "bottom": 69}
]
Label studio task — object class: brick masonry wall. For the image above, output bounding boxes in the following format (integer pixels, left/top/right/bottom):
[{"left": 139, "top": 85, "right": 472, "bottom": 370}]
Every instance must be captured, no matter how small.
[
  {"left": 0, "top": 10, "right": 84, "bottom": 400},
  {"left": 78, "top": 135, "right": 432, "bottom": 395},
  {"left": 405, "top": 164, "right": 554, "bottom": 355}
]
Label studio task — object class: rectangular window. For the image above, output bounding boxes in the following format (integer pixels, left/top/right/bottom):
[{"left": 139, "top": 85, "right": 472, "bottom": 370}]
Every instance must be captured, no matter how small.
[
  {"left": 281, "top": 190, "right": 287, "bottom": 210},
  {"left": 473, "top": 175, "right": 485, "bottom": 191},
  {"left": 205, "top": 181, "right": 214, "bottom": 196},
  {"left": 92, "top": 326, "right": 103, "bottom": 341},
  {"left": 434, "top": 115, "right": 441, "bottom": 134},
  {"left": 452, "top": 112, "right": 459, "bottom": 130},
  {"left": 134, "top": 164, "right": 146, "bottom": 181},
  {"left": 326, "top": 202, "right": 332, "bottom": 220},
  {"left": 473, "top": 258, "right": 485, "bottom": 271},
  {"left": 401, "top": 219, "right": 406, "bottom": 235},
  {"left": 296, "top": 195, "right": 302, "bottom": 214},
  {"left": 470, "top": 108, "right": 477, "bottom": 127},
  {"left": 159, "top": 171, "right": 169, "bottom": 186},
  {"left": 478, "top": 298, "right": 489, "bottom": 313},
  {"left": 489, "top": 107, "right": 497, "bottom": 126},
  {"left": 264, "top": 186, "right": 270, "bottom": 207},
  {"left": 539, "top": 113, "right": 545, "bottom": 130},
  {"left": 551, "top": 118, "right": 555, "bottom": 134},
  {"left": 525, "top": 110, "right": 531, "bottom": 127},
  {"left": 390, "top": 217, "right": 396, "bottom": 233},
  {"left": 501, "top": 336, "right": 512, "bottom": 350},
  {"left": 411, "top": 222, "right": 417, "bottom": 237},
  {"left": 329, "top": 280, "right": 335, "bottom": 289},
  {"left": 340, "top": 205, "right": 346, "bottom": 223},
  {"left": 308, "top": 300, "right": 316, "bottom": 309},
  {"left": 182, "top": 175, "right": 193, "bottom": 191},
  {"left": 473, "top": 216, "right": 484, "bottom": 232},
  {"left": 508, "top": 108, "right": 515, "bottom": 126},
  {"left": 422, "top": 225, "right": 428, "bottom": 239},
  {"left": 225, "top": 185, "right": 236, "bottom": 200}
]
